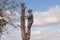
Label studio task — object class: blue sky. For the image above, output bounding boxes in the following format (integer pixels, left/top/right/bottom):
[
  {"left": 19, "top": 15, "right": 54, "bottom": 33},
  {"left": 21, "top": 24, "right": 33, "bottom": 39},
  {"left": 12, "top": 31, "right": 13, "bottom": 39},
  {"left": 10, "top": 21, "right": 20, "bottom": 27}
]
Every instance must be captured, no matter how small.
[{"left": 23, "top": 0, "right": 60, "bottom": 12}]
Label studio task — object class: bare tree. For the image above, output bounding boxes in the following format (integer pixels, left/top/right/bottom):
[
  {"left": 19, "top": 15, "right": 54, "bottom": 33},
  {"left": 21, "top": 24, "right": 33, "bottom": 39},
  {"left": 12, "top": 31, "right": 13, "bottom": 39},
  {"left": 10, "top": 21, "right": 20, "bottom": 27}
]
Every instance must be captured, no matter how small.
[{"left": 0, "top": 0, "right": 21, "bottom": 39}]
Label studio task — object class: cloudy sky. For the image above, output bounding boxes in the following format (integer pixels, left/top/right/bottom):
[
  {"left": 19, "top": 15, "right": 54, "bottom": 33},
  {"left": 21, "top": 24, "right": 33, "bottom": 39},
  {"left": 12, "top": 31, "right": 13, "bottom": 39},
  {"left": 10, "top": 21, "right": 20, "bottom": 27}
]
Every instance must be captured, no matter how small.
[{"left": 1, "top": 0, "right": 60, "bottom": 40}]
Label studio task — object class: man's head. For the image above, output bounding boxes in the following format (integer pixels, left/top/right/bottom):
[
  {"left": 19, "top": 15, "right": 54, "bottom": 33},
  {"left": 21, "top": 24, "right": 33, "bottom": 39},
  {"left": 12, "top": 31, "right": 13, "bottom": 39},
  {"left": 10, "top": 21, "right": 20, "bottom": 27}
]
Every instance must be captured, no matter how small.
[{"left": 28, "top": 9, "right": 32, "bottom": 13}]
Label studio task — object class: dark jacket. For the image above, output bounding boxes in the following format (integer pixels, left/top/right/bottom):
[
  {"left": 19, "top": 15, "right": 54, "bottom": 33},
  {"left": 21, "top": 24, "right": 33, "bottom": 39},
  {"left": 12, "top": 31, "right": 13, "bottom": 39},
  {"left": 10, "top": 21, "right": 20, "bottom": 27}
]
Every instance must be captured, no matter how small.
[{"left": 28, "top": 13, "right": 33, "bottom": 23}]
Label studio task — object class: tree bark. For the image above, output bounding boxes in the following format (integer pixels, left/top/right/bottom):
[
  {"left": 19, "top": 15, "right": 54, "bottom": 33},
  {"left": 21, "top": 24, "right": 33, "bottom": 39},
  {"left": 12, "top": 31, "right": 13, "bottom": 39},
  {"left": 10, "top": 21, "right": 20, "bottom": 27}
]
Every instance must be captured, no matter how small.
[{"left": 20, "top": 3, "right": 25, "bottom": 40}]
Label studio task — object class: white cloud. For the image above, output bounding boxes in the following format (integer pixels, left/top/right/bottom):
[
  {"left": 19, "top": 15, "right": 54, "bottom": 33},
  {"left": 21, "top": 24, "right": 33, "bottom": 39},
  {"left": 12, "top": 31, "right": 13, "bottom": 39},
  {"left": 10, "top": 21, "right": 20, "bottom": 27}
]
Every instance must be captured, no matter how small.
[
  {"left": 31, "top": 30, "right": 41, "bottom": 36},
  {"left": 33, "top": 5, "right": 60, "bottom": 26},
  {"left": 31, "top": 27, "right": 60, "bottom": 40}
]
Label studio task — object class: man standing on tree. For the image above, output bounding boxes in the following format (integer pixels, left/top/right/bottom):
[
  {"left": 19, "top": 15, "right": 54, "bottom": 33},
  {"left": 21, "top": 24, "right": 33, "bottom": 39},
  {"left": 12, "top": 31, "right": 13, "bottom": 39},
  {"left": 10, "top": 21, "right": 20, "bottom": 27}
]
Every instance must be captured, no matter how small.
[{"left": 25, "top": 9, "right": 33, "bottom": 40}]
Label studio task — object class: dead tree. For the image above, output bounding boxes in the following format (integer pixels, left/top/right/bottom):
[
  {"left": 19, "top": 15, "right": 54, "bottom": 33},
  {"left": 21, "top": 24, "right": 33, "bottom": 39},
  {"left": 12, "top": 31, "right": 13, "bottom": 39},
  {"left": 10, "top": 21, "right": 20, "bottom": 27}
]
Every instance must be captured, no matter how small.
[{"left": 20, "top": 3, "right": 26, "bottom": 40}]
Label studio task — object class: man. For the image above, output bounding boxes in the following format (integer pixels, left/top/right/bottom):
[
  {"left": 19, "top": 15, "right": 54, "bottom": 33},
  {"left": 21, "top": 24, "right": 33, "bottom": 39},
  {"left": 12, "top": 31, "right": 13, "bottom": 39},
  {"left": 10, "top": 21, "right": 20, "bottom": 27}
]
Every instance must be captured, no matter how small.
[{"left": 25, "top": 9, "right": 33, "bottom": 40}]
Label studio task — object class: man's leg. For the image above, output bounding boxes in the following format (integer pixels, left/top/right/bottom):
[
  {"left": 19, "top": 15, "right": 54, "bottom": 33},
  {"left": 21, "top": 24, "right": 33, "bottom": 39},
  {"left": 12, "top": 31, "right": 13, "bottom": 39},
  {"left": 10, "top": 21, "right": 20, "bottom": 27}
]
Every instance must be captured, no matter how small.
[{"left": 27, "top": 22, "right": 32, "bottom": 40}]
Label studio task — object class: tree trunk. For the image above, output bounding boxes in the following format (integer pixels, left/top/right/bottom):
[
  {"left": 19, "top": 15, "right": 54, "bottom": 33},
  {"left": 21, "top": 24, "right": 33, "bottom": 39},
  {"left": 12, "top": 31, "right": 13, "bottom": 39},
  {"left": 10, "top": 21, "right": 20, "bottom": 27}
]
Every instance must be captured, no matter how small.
[{"left": 20, "top": 3, "right": 25, "bottom": 40}]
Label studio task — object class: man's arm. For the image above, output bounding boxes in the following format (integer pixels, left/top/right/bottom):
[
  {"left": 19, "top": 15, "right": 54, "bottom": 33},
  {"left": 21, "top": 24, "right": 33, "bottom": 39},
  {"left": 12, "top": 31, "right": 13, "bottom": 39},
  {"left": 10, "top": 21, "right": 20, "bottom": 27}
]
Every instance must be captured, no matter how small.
[
  {"left": 24, "top": 14, "right": 32, "bottom": 19},
  {"left": 28, "top": 14, "right": 32, "bottom": 19}
]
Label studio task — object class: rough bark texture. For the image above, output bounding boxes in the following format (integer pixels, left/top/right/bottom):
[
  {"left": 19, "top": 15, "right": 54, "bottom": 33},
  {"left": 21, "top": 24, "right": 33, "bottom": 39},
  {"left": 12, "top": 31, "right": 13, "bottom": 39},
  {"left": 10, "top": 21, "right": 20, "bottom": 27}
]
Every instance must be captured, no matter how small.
[{"left": 20, "top": 3, "right": 26, "bottom": 40}]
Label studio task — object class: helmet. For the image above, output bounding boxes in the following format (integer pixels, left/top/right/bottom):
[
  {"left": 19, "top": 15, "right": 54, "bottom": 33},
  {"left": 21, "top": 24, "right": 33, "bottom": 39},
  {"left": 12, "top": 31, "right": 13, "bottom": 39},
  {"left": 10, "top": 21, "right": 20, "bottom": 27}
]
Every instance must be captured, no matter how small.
[{"left": 28, "top": 9, "right": 32, "bottom": 13}]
